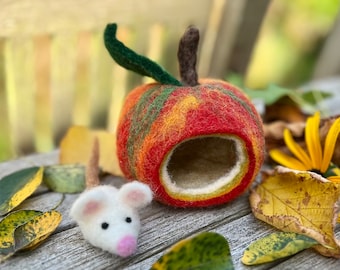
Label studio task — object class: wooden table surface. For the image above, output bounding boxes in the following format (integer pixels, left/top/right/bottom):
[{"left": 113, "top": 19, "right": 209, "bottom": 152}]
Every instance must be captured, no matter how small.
[{"left": 1, "top": 151, "right": 340, "bottom": 270}]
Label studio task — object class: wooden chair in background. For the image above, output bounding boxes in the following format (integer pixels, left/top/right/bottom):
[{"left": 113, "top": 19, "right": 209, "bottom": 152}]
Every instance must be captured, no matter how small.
[
  {"left": 0, "top": 0, "right": 270, "bottom": 161},
  {"left": 313, "top": 13, "right": 340, "bottom": 79}
]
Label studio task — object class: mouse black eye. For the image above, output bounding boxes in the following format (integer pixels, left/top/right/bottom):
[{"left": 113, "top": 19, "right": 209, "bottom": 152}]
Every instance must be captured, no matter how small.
[
  {"left": 101, "top": 222, "right": 109, "bottom": 230},
  {"left": 125, "top": 217, "right": 132, "bottom": 223}
]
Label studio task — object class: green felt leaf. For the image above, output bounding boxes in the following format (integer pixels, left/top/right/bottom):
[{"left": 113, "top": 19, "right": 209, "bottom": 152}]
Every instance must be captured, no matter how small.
[
  {"left": 151, "top": 232, "right": 234, "bottom": 270},
  {"left": 0, "top": 210, "right": 42, "bottom": 255},
  {"left": 43, "top": 164, "right": 86, "bottom": 193},
  {"left": 104, "top": 23, "right": 182, "bottom": 86},
  {"left": 242, "top": 232, "right": 318, "bottom": 265},
  {"left": 0, "top": 167, "right": 43, "bottom": 216}
]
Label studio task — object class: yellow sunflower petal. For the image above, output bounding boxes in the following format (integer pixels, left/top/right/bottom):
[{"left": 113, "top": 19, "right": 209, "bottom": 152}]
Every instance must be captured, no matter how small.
[
  {"left": 269, "top": 149, "right": 307, "bottom": 171},
  {"left": 283, "top": 129, "right": 312, "bottom": 169},
  {"left": 321, "top": 117, "right": 340, "bottom": 173},
  {"left": 327, "top": 176, "right": 340, "bottom": 184},
  {"left": 305, "top": 112, "right": 322, "bottom": 170}
]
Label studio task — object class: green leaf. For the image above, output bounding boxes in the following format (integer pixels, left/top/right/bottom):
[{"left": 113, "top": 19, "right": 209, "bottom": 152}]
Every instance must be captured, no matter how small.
[
  {"left": 43, "top": 164, "right": 86, "bottom": 193},
  {"left": 0, "top": 167, "right": 44, "bottom": 216},
  {"left": 0, "top": 210, "right": 43, "bottom": 255},
  {"left": 243, "top": 84, "right": 292, "bottom": 105},
  {"left": 104, "top": 23, "right": 182, "bottom": 86},
  {"left": 301, "top": 90, "right": 332, "bottom": 105},
  {"left": 151, "top": 232, "right": 234, "bottom": 270},
  {"left": 242, "top": 232, "right": 319, "bottom": 265},
  {"left": 244, "top": 86, "right": 332, "bottom": 108}
]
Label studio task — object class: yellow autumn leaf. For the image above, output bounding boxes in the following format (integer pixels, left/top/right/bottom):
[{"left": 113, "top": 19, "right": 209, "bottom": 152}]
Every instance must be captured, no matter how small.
[
  {"left": 0, "top": 210, "right": 43, "bottom": 255},
  {"left": 0, "top": 167, "right": 44, "bottom": 216},
  {"left": 250, "top": 166, "right": 340, "bottom": 258},
  {"left": 0, "top": 210, "right": 61, "bottom": 262},
  {"left": 14, "top": 210, "right": 62, "bottom": 251},
  {"left": 242, "top": 232, "right": 318, "bottom": 265},
  {"left": 59, "top": 126, "right": 122, "bottom": 176}
]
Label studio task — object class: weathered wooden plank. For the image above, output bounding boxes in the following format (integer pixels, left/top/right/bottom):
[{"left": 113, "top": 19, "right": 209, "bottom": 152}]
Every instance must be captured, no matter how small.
[
  {"left": 2, "top": 152, "right": 339, "bottom": 269},
  {"left": 50, "top": 33, "right": 77, "bottom": 143},
  {"left": 142, "top": 23, "right": 165, "bottom": 85},
  {"left": 107, "top": 26, "right": 132, "bottom": 133},
  {"left": 0, "top": 38, "right": 13, "bottom": 161},
  {"left": 33, "top": 35, "right": 54, "bottom": 152},
  {"left": 4, "top": 36, "right": 36, "bottom": 156},
  {"left": 0, "top": 0, "right": 214, "bottom": 36},
  {"left": 160, "top": 26, "right": 182, "bottom": 79},
  {"left": 130, "top": 214, "right": 280, "bottom": 270},
  {"left": 272, "top": 244, "right": 340, "bottom": 270},
  {"left": 313, "top": 15, "right": 340, "bottom": 79},
  {"left": 88, "top": 30, "right": 113, "bottom": 129},
  {"left": 198, "top": 0, "right": 227, "bottom": 77},
  {"left": 227, "top": 0, "right": 270, "bottom": 76},
  {"left": 0, "top": 151, "right": 58, "bottom": 178},
  {"left": 72, "top": 31, "right": 92, "bottom": 127},
  {"left": 1, "top": 192, "right": 255, "bottom": 269},
  {"left": 206, "top": 0, "right": 270, "bottom": 78}
]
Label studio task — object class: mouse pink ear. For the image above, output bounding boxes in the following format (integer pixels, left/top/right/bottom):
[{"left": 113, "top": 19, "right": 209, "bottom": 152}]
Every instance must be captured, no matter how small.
[
  {"left": 70, "top": 187, "right": 108, "bottom": 221},
  {"left": 82, "top": 200, "right": 103, "bottom": 216},
  {"left": 118, "top": 181, "right": 153, "bottom": 209}
]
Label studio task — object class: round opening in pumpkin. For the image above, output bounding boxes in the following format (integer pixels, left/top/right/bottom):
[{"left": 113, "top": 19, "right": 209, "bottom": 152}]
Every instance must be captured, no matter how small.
[{"left": 161, "top": 135, "right": 248, "bottom": 198}]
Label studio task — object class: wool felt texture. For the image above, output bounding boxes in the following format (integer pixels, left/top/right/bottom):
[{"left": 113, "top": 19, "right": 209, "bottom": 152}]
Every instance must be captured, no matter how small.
[
  {"left": 105, "top": 23, "right": 265, "bottom": 207},
  {"left": 70, "top": 182, "right": 153, "bottom": 257},
  {"left": 177, "top": 26, "right": 200, "bottom": 86},
  {"left": 116, "top": 79, "right": 265, "bottom": 207}
]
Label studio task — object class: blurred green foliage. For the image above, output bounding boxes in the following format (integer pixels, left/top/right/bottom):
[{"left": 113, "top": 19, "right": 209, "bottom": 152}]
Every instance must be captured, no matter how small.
[
  {"left": 228, "top": 72, "right": 332, "bottom": 114},
  {"left": 246, "top": 0, "right": 340, "bottom": 89}
]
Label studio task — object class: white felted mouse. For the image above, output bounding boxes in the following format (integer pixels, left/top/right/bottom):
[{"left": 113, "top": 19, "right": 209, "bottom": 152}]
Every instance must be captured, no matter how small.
[{"left": 70, "top": 139, "right": 153, "bottom": 257}]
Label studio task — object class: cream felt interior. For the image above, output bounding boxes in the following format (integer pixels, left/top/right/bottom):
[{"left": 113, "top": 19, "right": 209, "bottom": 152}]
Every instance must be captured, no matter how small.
[{"left": 161, "top": 135, "right": 247, "bottom": 196}]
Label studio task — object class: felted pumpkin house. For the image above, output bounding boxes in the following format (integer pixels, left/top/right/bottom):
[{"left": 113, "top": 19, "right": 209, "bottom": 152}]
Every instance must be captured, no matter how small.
[{"left": 105, "top": 23, "right": 265, "bottom": 207}]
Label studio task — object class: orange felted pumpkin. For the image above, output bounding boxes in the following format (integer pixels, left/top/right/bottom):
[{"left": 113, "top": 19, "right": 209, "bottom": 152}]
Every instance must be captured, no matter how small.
[{"left": 104, "top": 24, "right": 265, "bottom": 207}]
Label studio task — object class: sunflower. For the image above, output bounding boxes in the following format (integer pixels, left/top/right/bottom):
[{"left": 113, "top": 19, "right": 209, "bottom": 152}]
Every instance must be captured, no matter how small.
[{"left": 269, "top": 111, "right": 340, "bottom": 183}]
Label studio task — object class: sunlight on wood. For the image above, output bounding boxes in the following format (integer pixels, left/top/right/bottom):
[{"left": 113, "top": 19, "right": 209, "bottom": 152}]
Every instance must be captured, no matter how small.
[
  {"left": 34, "top": 35, "right": 54, "bottom": 152},
  {"left": 0, "top": 0, "right": 270, "bottom": 160},
  {"left": 5, "top": 37, "right": 35, "bottom": 155},
  {"left": 143, "top": 24, "right": 165, "bottom": 84},
  {"left": 50, "top": 33, "right": 77, "bottom": 142}
]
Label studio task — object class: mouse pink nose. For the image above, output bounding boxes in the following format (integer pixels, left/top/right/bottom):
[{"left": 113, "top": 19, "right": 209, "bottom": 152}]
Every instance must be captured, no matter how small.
[{"left": 116, "top": 235, "right": 137, "bottom": 257}]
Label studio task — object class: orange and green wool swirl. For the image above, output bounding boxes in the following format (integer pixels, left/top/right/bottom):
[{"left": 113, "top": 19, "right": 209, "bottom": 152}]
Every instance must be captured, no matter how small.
[
  {"left": 105, "top": 23, "right": 265, "bottom": 207},
  {"left": 117, "top": 79, "right": 265, "bottom": 207}
]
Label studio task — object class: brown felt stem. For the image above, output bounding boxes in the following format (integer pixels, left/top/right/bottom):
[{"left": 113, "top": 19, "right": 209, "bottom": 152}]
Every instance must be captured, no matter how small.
[{"left": 177, "top": 26, "right": 200, "bottom": 86}]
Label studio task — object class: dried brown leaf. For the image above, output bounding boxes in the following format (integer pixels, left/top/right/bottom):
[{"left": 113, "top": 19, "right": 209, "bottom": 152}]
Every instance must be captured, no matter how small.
[
  {"left": 264, "top": 121, "right": 305, "bottom": 152},
  {"left": 250, "top": 166, "right": 340, "bottom": 258}
]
